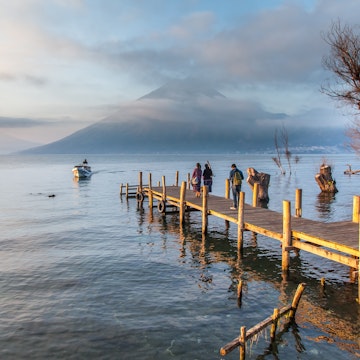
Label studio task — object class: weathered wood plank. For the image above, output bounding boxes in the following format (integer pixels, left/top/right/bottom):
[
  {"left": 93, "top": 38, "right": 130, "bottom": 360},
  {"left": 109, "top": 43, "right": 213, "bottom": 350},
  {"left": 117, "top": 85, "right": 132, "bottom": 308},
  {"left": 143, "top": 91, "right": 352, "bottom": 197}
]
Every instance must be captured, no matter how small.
[{"left": 146, "top": 186, "right": 360, "bottom": 259}]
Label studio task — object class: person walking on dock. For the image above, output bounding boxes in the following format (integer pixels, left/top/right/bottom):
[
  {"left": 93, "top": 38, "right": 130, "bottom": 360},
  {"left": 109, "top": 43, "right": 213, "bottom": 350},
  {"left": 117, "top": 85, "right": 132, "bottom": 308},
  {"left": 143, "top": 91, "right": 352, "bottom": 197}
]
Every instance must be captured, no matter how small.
[
  {"left": 203, "top": 163, "right": 213, "bottom": 192},
  {"left": 192, "top": 163, "right": 202, "bottom": 197},
  {"left": 229, "top": 163, "right": 244, "bottom": 209}
]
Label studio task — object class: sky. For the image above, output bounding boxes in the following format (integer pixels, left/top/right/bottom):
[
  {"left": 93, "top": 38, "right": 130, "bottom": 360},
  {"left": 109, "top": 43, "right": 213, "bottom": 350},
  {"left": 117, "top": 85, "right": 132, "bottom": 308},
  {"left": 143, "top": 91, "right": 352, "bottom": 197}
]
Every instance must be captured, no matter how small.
[{"left": 0, "top": 0, "right": 360, "bottom": 149}]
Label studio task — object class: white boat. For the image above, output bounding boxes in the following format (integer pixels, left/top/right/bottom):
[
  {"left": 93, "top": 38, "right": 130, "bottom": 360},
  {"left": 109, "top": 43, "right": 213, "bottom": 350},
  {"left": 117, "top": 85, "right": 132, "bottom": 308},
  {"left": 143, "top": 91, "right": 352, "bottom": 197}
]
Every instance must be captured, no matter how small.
[{"left": 72, "top": 159, "right": 92, "bottom": 178}]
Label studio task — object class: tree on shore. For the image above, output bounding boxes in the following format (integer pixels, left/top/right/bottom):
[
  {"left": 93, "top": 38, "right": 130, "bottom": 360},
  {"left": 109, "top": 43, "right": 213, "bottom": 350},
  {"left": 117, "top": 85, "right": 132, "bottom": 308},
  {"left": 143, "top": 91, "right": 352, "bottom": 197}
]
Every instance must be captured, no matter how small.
[{"left": 321, "top": 20, "right": 360, "bottom": 153}]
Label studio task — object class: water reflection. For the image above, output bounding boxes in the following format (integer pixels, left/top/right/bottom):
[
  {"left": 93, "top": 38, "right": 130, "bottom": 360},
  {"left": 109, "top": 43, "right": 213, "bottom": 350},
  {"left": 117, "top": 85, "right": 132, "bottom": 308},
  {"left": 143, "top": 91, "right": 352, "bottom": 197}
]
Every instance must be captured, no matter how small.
[
  {"left": 316, "top": 192, "right": 336, "bottom": 220},
  {"left": 135, "top": 207, "right": 359, "bottom": 357}
]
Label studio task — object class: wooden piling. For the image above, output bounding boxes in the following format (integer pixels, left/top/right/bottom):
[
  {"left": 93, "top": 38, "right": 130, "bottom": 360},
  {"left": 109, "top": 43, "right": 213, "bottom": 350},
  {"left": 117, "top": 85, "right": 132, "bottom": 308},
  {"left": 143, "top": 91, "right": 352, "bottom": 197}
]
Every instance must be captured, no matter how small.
[
  {"left": 225, "top": 179, "right": 230, "bottom": 199},
  {"left": 179, "top": 181, "right": 186, "bottom": 225},
  {"left": 202, "top": 185, "right": 208, "bottom": 234},
  {"left": 239, "top": 326, "right": 246, "bottom": 360},
  {"left": 295, "top": 189, "right": 302, "bottom": 217},
  {"left": 237, "top": 192, "right": 245, "bottom": 252},
  {"left": 282, "top": 200, "right": 291, "bottom": 273},
  {"left": 252, "top": 183, "right": 259, "bottom": 207},
  {"left": 187, "top": 173, "right": 191, "bottom": 190},
  {"left": 288, "top": 282, "right": 306, "bottom": 318},
  {"left": 126, "top": 183, "right": 129, "bottom": 199},
  {"left": 220, "top": 283, "right": 306, "bottom": 357},
  {"left": 175, "top": 171, "right": 179, "bottom": 187},
  {"left": 119, "top": 183, "right": 123, "bottom": 196},
  {"left": 162, "top": 176, "right": 166, "bottom": 199},
  {"left": 270, "top": 308, "right": 280, "bottom": 342},
  {"left": 138, "top": 171, "right": 143, "bottom": 192},
  {"left": 353, "top": 195, "right": 360, "bottom": 223},
  {"left": 148, "top": 173, "right": 153, "bottom": 208}
]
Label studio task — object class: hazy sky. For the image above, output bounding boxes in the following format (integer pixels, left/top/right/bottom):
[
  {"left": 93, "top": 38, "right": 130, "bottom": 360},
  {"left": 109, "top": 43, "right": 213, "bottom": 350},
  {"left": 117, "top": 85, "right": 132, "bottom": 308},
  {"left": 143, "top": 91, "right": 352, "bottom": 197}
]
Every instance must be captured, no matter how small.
[{"left": 0, "top": 0, "right": 359, "bottom": 145}]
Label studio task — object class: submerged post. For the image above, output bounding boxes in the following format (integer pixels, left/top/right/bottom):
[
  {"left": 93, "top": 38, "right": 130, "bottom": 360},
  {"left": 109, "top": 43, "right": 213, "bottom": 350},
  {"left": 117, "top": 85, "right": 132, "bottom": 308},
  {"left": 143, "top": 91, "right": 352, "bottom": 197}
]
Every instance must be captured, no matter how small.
[
  {"left": 282, "top": 200, "right": 291, "bottom": 273},
  {"left": 270, "top": 308, "right": 280, "bottom": 342},
  {"left": 239, "top": 326, "right": 246, "bottom": 360},
  {"left": 288, "top": 283, "right": 306, "bottom": 318}
]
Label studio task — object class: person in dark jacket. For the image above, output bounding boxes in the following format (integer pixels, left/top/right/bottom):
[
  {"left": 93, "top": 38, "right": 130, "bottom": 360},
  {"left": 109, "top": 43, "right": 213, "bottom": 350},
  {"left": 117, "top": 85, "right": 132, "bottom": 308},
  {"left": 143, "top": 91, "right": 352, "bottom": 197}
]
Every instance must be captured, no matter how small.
[
  {"left": 203, "top": 163, "right": 213, "bottom": 193},
  {"left": 229, "top": 163, "right": 244, "bottom": 209}
]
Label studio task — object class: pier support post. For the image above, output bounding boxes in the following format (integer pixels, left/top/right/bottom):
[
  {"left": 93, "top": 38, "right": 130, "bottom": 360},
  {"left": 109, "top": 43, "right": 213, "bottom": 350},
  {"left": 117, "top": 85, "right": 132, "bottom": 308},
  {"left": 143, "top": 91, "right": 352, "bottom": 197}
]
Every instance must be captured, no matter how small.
[
  {"left": 138, "top": 172, "right": 143, "bottom": 192},
  {"left": 179, "top": 181, "right": 186, "bottom": 226},
  {"left": 119, "top": 183, "right": 123, "bottom": 196},
  {"left": 358, "top": 221, "right": 360, "bottom": 304},
  {"left": 162, "top": 176, "right": 166, "bottom": 199},
  {"left": 282, "top": 200, "right": 292, "bottom": 273},
  {"left": 148, "top": 173, "right": 153, "bottom": 209},
  {"left": 295, "top": 189, "right": 302, "bottom": 217},
  {"left": 237, "top": 191, "right": 245, "bottom": 252},
  {"left": 353, "top": 195, "right": 360, "bottom": 223},
  {"left": 252, "top": 183, "right": 259, "bottom": 207},
  {"left": 175, "top": 171, "right": 179, "bottom": 187},
  {"left": 126, "top": 183, "right": 129, "bottom": 199},
  {"left": 187, "top": 173, "right": 191, "bottom": 190},
  {"left": 225, "top": 179, "right": 230, "bottom": 199},
  {"left": 202, "top": 185, "right": 208, "bottom": 234}
]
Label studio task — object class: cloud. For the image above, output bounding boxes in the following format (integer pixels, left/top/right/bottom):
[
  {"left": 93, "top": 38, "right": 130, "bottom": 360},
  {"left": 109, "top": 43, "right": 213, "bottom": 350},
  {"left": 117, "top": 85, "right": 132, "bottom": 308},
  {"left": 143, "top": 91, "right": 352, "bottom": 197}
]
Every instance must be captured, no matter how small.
[
  {"left": 0, "top": 0, "right": 358, "bottom": 150},
  {"left": 0, "top": 116, "right": 46, "bottom": 128}
]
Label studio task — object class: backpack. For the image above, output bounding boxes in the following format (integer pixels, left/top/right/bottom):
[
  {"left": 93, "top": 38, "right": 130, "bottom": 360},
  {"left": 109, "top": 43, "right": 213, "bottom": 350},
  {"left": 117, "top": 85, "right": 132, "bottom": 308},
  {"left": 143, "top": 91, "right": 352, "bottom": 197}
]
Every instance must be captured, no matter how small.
[{"left": 233, "top": 170, "right": 243, "bottom": 185}]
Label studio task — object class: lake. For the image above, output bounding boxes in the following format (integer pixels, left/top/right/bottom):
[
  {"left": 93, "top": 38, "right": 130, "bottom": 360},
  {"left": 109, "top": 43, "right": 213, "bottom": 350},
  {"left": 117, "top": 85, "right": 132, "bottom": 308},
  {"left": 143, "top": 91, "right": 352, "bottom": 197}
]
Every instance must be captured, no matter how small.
[{"left": 0, "top": 153, "right": 359, "bottom": 359}]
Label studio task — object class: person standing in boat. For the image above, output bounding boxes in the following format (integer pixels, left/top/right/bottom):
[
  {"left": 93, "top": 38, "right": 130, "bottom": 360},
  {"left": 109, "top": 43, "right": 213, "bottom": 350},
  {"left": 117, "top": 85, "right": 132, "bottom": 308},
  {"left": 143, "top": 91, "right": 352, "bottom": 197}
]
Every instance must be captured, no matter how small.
[
  {"left": 203, "top": 163, "right": 213, "bottom": 193},
  {"left": 191, "top": 163, "right": 202, "bottom": 197}
]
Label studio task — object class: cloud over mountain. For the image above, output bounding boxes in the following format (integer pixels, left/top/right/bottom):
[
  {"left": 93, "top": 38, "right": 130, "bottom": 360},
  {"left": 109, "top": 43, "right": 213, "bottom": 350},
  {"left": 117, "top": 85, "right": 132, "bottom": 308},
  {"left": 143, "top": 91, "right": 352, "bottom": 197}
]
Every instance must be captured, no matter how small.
[{"left": 21, "top": 79, "right": 346, "bottom": 154}]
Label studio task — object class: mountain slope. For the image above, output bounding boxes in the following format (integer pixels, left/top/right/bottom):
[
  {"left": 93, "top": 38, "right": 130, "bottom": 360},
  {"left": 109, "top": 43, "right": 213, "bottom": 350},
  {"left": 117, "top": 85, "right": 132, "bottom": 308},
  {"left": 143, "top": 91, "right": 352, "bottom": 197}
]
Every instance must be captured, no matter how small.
[{"left": 20, "top": 80, "right": 347, "bottom": 154}]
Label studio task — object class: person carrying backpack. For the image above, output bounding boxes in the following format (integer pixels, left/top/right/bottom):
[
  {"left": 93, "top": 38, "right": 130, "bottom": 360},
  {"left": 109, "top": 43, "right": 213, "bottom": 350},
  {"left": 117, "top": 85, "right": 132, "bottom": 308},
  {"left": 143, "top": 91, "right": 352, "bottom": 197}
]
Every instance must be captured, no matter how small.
[{"left": 229, "top": 163, "right": 244, "bottom": 210}]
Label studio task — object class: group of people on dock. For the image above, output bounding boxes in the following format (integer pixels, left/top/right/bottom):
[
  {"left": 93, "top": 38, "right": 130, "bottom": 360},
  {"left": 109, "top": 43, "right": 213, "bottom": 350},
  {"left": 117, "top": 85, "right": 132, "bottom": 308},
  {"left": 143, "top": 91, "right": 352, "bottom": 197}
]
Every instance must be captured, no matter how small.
[{"left": 191, "top": 162, "right": 244, "bottom": 210}]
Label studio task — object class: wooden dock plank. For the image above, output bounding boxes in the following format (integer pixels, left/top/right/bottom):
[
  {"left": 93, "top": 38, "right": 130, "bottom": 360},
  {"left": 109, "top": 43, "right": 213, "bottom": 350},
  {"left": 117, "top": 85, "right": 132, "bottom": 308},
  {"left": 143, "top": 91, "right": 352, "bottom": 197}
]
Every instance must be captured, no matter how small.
[{"left": 147, "top": 186, "right": 359, "bottom": 257}]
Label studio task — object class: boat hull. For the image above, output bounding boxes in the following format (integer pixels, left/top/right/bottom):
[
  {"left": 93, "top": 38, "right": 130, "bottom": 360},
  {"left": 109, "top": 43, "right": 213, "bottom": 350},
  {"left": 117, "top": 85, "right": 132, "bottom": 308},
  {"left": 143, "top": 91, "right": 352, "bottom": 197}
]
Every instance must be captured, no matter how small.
[{"left": 72, "top": 166, "right": 92, "bottom": 178}]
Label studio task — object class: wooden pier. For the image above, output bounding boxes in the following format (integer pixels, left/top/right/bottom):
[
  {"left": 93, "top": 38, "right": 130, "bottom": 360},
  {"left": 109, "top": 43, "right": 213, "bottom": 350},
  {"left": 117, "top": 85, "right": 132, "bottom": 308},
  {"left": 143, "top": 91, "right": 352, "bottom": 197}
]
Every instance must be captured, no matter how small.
[{"left": 121, "top": 172, "right": 360, "bottom": 302}]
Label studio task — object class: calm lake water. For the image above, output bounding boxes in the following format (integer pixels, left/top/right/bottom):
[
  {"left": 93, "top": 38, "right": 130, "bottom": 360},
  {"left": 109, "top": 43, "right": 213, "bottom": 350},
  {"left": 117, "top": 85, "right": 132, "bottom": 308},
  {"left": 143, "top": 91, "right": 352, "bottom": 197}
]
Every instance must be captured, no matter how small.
[{"left": 0, "top": 153, "right": 359, "bottom": 359}]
